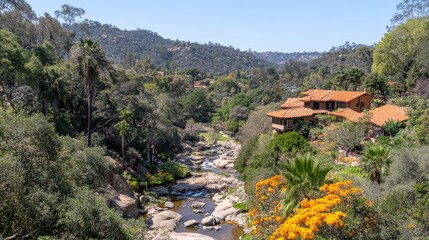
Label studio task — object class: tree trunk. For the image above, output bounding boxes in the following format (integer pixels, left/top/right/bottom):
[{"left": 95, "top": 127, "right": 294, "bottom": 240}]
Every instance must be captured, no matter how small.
[
  {"left": 375, "top": 170, "right": 381, "bottom": 185},
  {"left": 121, "top": 135, "right": 125, "bottom": 171},
  {"left": 42, "top": 98, "right": 49, "bottom": 117},
  {"left": 52, "top": 98, "right": 60, "bottom": 132},
  {"left": 87, "top": 94, "right": 92, "bottom": 147}
]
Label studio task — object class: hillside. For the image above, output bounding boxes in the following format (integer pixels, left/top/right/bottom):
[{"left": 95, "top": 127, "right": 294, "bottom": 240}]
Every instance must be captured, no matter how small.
[
  {"left": 75, "top": 20, "right": 272, "bottom": 74},
  {"left": 253, "top": 51, "right": 322, "bottom": 64}
]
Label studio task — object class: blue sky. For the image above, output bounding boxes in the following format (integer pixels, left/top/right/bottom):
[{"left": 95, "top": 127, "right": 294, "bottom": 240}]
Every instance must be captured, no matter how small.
[{"left": 27, "top": 1, "right": 400, "bottom": 52}]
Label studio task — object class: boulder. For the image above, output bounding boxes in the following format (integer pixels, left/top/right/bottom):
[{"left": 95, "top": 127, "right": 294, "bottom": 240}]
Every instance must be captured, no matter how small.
[
  {"left": 211, "top": 198, "right": 241, "bottom": 221},
  {"left": 109, "top": 174, "right": 134, "bottom": 196},
  {"left": 169, "top": 232, "right": 215, "bottom": 240},
  {"left": 139, "top": 195, "right": 150, "bottom": 205},
  {"left": 149, "top": 186, "right": 169, "bottom": 195},
  {"left": 202, "top": 226, "right": 222, "bottom": 231},
  {"left": 212, "top": 193, "right": 223, "bottom": 203},
  {"left": 184, "top": 219, "right": 199, "bottom": 228},
  {"left": 108, "top": 194, "right": 139, "bottom": 218},
  {"left": 191, "top": 201, "right": 206, "bottom": 209},
  {"left": 164, "top": 201, "right": 175, "bottom": 209},
  {"left": 151, "top": 210, "right": 182, "bottom": 232},
  {"left": 201, "top": 216, "right": 219, "bottom": 226}
]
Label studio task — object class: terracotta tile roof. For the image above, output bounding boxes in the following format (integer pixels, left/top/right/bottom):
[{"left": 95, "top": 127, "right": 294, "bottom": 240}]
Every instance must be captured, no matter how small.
[
  {"left": 267, "top": 107, "right": 328, "bottom": 119},
  {"left": 281, "top": 98, "right": 305, "bottom": 109},
  {"left": 329, "top": 104, "right": 408, "bottom": 127},
  {"left": 301, "top": 89, "right": 370, "bottom": 102},
  {"left": 369, "top": 104, "right": 409, "bottom": 127},
  {"left": 329, "top": 109, "right": 364, "bottom": 123}
]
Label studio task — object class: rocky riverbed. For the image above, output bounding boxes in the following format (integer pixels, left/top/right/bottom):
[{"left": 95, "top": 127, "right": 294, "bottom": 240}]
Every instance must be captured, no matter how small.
[{"left": 146, "top": 137, "right": 248, "bottom": 240}]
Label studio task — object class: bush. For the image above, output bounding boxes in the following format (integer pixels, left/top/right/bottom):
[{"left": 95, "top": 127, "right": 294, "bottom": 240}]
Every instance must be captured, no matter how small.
[
  {"left": 147, "top": 161, "right": 190, "bottom": 186},
  {"left": 58, "top": 188, "right": 132, "bottom": 239}
]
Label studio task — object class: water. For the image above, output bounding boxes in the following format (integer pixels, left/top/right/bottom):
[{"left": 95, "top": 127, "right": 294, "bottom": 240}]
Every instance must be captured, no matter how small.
[
  {"left": 171, "top": 197, "right": 243, "bottom": 240},
  {"left": 151, "top": 139, "right": 244, "bottom": 239}
]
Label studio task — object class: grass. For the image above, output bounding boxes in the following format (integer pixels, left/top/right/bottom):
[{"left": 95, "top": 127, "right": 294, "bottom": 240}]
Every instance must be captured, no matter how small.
[{"left": 198, "top": 129, "right": 230, "bottom": 142}]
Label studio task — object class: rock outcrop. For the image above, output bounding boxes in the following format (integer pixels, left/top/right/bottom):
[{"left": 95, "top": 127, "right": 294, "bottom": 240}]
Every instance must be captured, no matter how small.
[
  {"left": 107, "top": 173, "right": 139, "bottom": 218},
  {"left": 151, "top": 210, "right": 182, "bottom": 231}
]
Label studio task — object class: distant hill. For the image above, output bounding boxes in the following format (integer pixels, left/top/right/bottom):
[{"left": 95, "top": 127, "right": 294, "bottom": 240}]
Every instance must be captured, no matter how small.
[
  {"left": 74, "top": 21, "right": 272, "bottom": 74},
  {"left": 253, "top": 51, "right": 322, "bottom": 64}
]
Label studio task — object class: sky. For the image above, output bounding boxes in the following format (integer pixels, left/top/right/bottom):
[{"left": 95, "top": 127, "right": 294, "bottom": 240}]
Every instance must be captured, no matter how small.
[{"left": 26, "top": 1, "right": 401, "bottom": 53}]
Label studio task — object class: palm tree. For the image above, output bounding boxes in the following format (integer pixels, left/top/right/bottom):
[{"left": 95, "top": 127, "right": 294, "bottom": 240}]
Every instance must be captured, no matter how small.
[
  {"left": 362, "top": 144, "right": 391, "bottom": 185},
  {"left": 114, "top": 109, "right": 132, "bottom": 170},
  {"left": 281, "top": 153, "right": 332, "bottom": 216},
  {"left": 70, "top": 39, "right": 107, "bottom": 146}
]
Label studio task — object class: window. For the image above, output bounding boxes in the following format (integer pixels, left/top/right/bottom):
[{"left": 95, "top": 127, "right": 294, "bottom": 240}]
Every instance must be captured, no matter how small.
[
  {"left": 360, "top": 102, "right": 365, "bottom": 107},
  {"left": 313, "top": 102, "right": 320, "bottom": 109},
  {"left": 304, "top": 102, "right": 310, "bottom": 108},
  {"left": 356, "top": 102, "right": 360, "bottom": 107},
  {"left": 337, "top": 102, "right": 347, "bottom": 108},
  {"left": 285, "top": 119, "right": 293, "bottom": 128}
]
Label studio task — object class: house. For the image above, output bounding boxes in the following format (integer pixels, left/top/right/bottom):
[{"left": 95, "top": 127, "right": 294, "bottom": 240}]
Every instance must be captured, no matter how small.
[
  {"left": 267, "top": 89, "right": 408, "bottom": 136},
  {"left": 267, "top": 89, "right": 373, "bottom": 132},
  {"left": 329, "top": 104, "right": 409, "bottom": 136}
]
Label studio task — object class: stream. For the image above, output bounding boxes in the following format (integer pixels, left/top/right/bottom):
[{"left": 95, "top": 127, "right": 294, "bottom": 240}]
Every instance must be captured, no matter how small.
[{"left": 147, "top": 137, "right": 245, "bottom": 240}]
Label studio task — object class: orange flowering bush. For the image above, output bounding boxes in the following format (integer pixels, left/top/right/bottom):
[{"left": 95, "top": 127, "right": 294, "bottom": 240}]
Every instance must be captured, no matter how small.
[
  {"left": 249, "top": 175, "right": 286, "bottom": 238},
  {"left": 269, "top": 181, "right": 360, "bottom": 240}
]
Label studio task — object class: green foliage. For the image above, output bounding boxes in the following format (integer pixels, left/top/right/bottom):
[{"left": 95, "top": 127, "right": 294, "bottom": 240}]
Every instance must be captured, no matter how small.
[
  {"left": 372, "top": 18, "right": 429, "bottom": 91},
  {"left": 281, "top": 153, "right": 332, "bottom": 216},
  {"left": 58, "top": 188, "right": 132, "bottom": 239},
  {"left": 325, "top": 120, "right": 366, "bottom": 151},
  {"left": 147, "top": 161, "right": 190, "bottom": 186},
  {"left": 181, "top": 89, "right": 214, "bottom": 123},
  {"left": 269, "top": 131, "right": 310, "bottom": 154},
  {"left": 363, "top": 73, "right": 388, "bottom": 97},
  {"left": 0, "top": 111, "right": 140, "bottom": 238},
  {"left": 361, "top": 143, "right": 392, "bottom": 185},
  {"left": 382, "top": 119, "right": 404, "bottom": 137},
  {"left": 329, "top": 67, "right": 365, "bottom": 90}
]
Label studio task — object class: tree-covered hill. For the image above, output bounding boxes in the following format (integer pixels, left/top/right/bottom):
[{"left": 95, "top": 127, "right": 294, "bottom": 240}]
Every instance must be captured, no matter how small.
[
  {"left": 74, "top": 20, "right": 273, "bottom": 74},
  {"left": 253, "top": 51, "right": 322, "bottom": 64}
]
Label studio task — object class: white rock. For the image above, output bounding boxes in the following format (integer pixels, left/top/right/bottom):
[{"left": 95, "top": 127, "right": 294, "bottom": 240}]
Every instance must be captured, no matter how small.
[
  {"left": 201, "top": 216, "right": 219, "bottom": 226},
  {"left": 151, "top": 210, "right": 182, "bottom": 232},
  {"left": 184, "top": 219, "right": 199, "bottom": 227},
  {"left": 191, "top": 201, "right": 206, "bottom": 209},
  {"left": 164, "top": 201, "right": 175, "bottom": 209}
]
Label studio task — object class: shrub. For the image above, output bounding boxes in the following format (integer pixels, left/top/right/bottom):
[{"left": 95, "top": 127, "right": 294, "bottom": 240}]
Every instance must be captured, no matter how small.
[{"left": 58, "top": 188, "right": 132, "bottom": 239}]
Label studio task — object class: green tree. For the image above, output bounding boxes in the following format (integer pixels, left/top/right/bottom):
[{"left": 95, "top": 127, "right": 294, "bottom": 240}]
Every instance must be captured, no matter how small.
[
  {"left": 0, "top": 29, "right": 25, "bottom": 108},
  {"left": 70, "top": 39, "right": 108, "bottom": 146},
  {"left": 382, "top": 120, "right": 404, "bottom": 137},
  {"left": 281, "top": 153, "right": 332, "bottom": 216},
  {"left": 363, "top": 73, "right": 389, "bottom": 97},
  {"left": 115, "top": 109, "right": 132, "bottom": 170},
  {"left": 330, "top": 67, "right": 365, "bottom": 91},
  {"left": 372, "top": 18, "right": 429, "bottom": 92},
  {"left": 181, "top": 89, "right": 214, "bottom": 123},
  {"left": 390, "top": 0, "right": 429, "bottom": 27},
  {"left": 362, "top": 144, "right": 392, "bottom": 185}
]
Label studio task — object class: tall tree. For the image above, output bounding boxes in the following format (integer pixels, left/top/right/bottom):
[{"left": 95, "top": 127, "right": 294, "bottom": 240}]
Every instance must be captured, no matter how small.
[
  {"left": 70, "top": 39, "right": 107, "bottom": 147},
  {"left": 0, "top": 29, "right": 25, "bottom": 108},
  {"left": 391, "top": 0, "right": 429, "bottom": 27},
  {"left": 372, "top": 18, "right": 429, "bottom": 92},
  {"left": 114, "top": 109, "right": 132, "bottom": 170}
]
